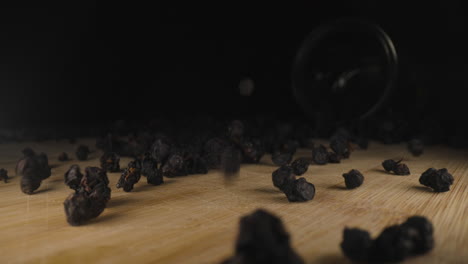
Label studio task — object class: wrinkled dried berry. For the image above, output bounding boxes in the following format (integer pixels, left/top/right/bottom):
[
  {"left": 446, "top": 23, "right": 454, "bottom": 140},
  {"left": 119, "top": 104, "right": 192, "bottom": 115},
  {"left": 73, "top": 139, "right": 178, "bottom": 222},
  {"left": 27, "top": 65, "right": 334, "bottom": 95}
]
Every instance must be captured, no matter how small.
[
  {"left": 185, "top": 153, "right": 208, "bottom": 175},
  {"left": 408, "top": 139, "right": 424, "bottom": 156},
  {"left": 222, "top": 209, "right": 304, "bottom": 264},
  {"left": 371, "top": 225, "right": 414, "bottom": 262},
  {"left": 162, "top": 153, "right": 187, "bottom": 177},
  {"left": 327, "top": 152, "right": 341, "bottom": 163},
  {"left": 394, "top": 163, "right": 410, "bottom": 175},
  {"left": 76, "top": 145, "right": 90, "bottom": 161},
  {"left": 99, "top": 152, "right": 120, "bottom": 172},
  {"left": 342, "top": 169, "right": 364, "bottom": 189},
  {"left": 141, "top": 152, "right": 157, "bottom": 177},
  {"left": 16, "top": 148, "right": 51, "bottom": 194},
  {"left": 312, "top": 145, "right": 328, "bottom": 165},
  {"left": 340, "top": 228, "right": 372, "bottom": 262},
  {"left": 283, "top": 178, "right": 315, "bottom": 202},
  {"left": 240, "top": 138, "right": 264, "bottom": 163},
  {"left": 382, "top": 159, "right": 398, "bottom": 172},
  {"left": 401, "top": 216, "right": 434, "bottom": 254},
  {"left": 271, "top": 151, "right": 293, "bottom": 166},
  {"left": 419, "top": 168, "right": 454, "bottom": 192},
  {"left": 290, "top": 158, "right": 309, "bottom": 176},
  {"left": 63, "top": 166, "right": 111, "bottom": 226},
  {"left": 64, "top": 165, "right": 83, "bottom": 190},
  {"left": 151, "top": 136, "right": 172, "bottom": 164},
  {"left": 117, "top": 160, "right": 141, "bottom": 192},
  {"left": 382, "top": 159, "right": 410, "bottom": 175},
  {"left": 330, "top": 136, "right": 350, "bottom": 159},
  {"left": 20, "top": 169, "right": 42, "bottom": 194},
  {"left": 0, "top": 168, "right": 8, "bottom": 183},
  {"left": 58, "top": 152, "right": 69, "bottom": 162},
  {"left": 221, "top": 146, "right": 241, "bottom": 177},
  {"left": 147, "top": 167, "right": 164, "bottom": 185},
  {"left": 272, "top": 165, "right": 295, "bottom": 191}
]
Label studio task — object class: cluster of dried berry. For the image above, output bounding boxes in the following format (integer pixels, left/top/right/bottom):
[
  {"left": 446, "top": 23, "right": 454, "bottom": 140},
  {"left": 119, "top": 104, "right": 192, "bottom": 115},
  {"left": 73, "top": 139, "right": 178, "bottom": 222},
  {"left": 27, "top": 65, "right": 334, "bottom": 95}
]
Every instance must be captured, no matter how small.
[
  {"left": 100, "top": 152, "right": 120, "bottom": 172},
  {"left": 221, "top": 209, "right": 304, "bottom": 264},
  {"left": 342, "top": 169, "right": 364, "bottom": 189},
  {"left": 58, "top": 152, "right": 69, "bottom": 161},
  {"left": 16, "top": 148, "right": 51, "bottom": 194},
  {"left": 0, "top": 168, "right": 8, "bottom": 183},
  {"left": 272, "top": 158, "right": 315, "bottom": 202},
  {"left": 76, "top": 145, "right": 90, "bottom": 161},
  {"left": 63, "top": 166, "right": 111, "bottom": 226},
  {"left": 419, "top": 168, "right": 454, "bottom": 192},
  {"left": 382, "top": 159, "right": 410, "bottom": 175},
  {"left": 341, "top": 216, "right": 434, "bottom": 262},
  {"left": 311, "top": 134, "right": 351, "bottom": 165}
]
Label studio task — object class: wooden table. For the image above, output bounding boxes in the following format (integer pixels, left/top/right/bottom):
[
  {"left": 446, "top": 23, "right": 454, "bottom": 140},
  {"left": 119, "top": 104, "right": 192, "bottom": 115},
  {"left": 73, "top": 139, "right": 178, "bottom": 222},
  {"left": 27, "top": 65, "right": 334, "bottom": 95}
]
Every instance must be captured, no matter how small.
[{"left": 0, "top": 139, "right": 467, "bottom": 263}]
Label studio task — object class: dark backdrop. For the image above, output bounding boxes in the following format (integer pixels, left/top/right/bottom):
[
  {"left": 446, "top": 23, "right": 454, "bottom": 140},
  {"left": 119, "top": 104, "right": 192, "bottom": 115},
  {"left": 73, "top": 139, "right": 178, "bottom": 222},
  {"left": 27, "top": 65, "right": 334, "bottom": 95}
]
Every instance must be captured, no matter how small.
[{"left": 0, "top": 1, "right": 466, "bottom": 129}]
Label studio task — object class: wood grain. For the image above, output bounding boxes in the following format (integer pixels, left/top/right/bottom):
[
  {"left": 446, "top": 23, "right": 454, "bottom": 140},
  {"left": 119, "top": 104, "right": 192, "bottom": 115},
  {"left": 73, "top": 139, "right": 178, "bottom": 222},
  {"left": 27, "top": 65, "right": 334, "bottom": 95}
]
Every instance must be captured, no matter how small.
[{"left": 0, "top": 139, "right": 467, "bottom": 263}]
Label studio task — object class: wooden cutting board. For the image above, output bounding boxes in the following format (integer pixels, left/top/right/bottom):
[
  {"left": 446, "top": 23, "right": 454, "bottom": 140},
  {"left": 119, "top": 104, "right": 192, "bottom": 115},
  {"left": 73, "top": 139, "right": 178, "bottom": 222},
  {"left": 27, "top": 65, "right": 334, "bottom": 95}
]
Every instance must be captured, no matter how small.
[{"left": 0, "top": 139, "right": 467, "bottom": 264}]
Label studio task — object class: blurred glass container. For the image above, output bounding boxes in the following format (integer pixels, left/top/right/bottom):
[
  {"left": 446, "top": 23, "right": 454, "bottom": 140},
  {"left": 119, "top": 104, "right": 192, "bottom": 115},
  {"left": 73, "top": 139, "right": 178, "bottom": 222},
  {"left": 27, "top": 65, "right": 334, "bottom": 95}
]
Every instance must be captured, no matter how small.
[{"left": 292, "top": 18, "right": 398, "bottom": 124}]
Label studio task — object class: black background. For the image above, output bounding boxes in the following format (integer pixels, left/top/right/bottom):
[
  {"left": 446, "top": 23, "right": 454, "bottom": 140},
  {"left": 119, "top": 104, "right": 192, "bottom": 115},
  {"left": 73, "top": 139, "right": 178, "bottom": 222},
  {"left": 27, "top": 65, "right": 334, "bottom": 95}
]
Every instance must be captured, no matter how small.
[{"left": 0, "top": 1, "right": 466, "bottom": 130}]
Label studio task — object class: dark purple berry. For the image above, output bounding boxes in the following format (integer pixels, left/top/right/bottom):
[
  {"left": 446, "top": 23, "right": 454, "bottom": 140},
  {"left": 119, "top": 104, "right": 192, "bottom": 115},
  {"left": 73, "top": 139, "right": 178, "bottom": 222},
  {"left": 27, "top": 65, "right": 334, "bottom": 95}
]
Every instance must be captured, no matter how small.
[
  {"left": 342, "top": 169, "right": 364, "bottom": 189},
  {"left": 419, "top": 168, "right": 454, "bottom": 192},
  {"left": 340, "top": 228, "right": 372, "bottom": 262},
  {"left": 283, "top": 178, "right": 315, "bottom": 202},
  {"left": 312, "top": 145, "right": 328, "bottom": 165},
  {"left": 290, "top": 158, "right": 309, "bottom": 176}
]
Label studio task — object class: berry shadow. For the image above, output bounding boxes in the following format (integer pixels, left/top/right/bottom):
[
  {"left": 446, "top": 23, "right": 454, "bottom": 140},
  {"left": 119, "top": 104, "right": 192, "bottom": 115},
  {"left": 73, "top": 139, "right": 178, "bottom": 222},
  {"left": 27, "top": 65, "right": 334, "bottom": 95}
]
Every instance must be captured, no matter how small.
[
  {"left": 107, "top": 196, "right": 135, "bottom": 208},
  {"left": 34, "top": 186, "right": 56, "bottom": 194},
  {"left": 89, "top": 212, "right": 123, "bottom": 225},
  {"left": 410, "top": 185, "right": 433, "bottom": 193},
  {"left": 326, "top": 184, "right": 347, "bottom": 191},
  {"left": 132, "top": 179, "right": 176, "bottom": 192},
  {"left": 250, "top": 186, "right": 282, "bottom": 194},
  {"left": 369, "top": 168, "right": 388, "bottom": 174}
]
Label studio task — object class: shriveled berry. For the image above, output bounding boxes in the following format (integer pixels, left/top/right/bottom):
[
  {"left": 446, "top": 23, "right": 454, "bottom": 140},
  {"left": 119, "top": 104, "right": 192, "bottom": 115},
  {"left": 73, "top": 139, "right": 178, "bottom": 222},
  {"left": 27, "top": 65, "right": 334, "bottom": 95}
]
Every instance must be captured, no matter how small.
[
  {"left": 76, "top": 145, "right": 90, "bottom": 161},
  {"left": 291, "top": 158, "right": 309, "bottom": 176},
  {"left": 116, "top": 160, "right": 141, "bottom": 192},
  {"left": 271, "top": 151, "right": 293, "bottom": 166},
  {"left": 342, "top": 169, "right": 364, "bottom": 189},
  {"left": 340, "top": 228, "right": 372, "bottom": 262},
  {"left": 100, "top": 152, "right": 120, "bottom": 172},
  {"left": 227, "top": 209, "right": 305, "bottom": 264},
  {"left": 58, "top": 152, "right": 69, "bottom": 162},
  {"left": 371, "top": 225, "right": 414, "bottom": 262},
  {"left": 419, "top": 168, "right": 454, "bottom": 192},
  {"left": 394, "top": 163, "right": 410, "bottom": 175},
  {"left": 283, "top": 178, "right": 315, "bottom": 202},
  {"left": 272, "top": 165, "right": 295, "bottom": 191},
  {"left": 64, "top": 165, "right": 83, "bottom": 190},
  {"left": 382, "top": 159, "right": 398, "bottom": 172},
  {"left": 327, "top": 152, "right": 341, "bottom": 163},
  {"left": 401, "top": 216, "right": 434, "bottom": 255},
  {"left": 312, "top": 145, "right": 328, "bottom": 165}
]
